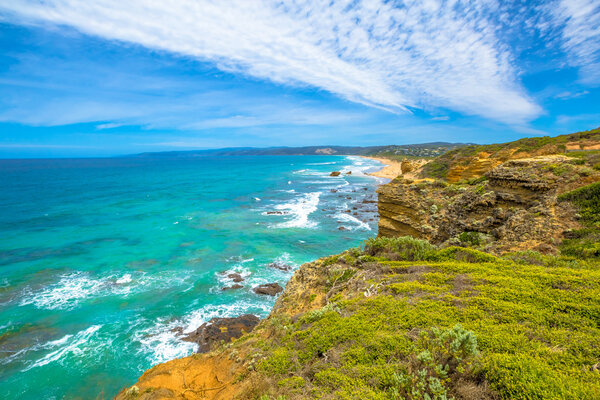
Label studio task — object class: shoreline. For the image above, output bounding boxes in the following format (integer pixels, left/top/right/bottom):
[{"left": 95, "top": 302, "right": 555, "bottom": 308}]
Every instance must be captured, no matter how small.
[{"left": 360, "top": 155, "right": 403, "bottom": 180}]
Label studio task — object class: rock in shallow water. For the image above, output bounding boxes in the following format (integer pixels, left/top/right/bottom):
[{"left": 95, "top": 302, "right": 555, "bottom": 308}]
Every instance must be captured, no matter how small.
[
  {"left": 329, "top": 171, "right": 341, "bottom": 176},
  {"left": 253, "top": 282, "right": 283, "bottom": 296},
  {"left": 221, "top": 284, "right": 244, "bottom": 291},
  {"left": 227, "top": 273, "right": 244, "bottom": 283},
  {"left": 267, "top": 262, "right": 292, "bottom": 272},
  {"left": 182, "top": 314, "right": 260, "bottom": 353}
]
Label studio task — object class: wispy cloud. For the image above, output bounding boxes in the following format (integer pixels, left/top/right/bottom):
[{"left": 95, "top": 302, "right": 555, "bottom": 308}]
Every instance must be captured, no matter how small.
[
  {"left": 554, "top": 90, "right": 589, "bottom": 100},
  {"left": 96, "top": 122, "right": 125, "bottom": 130},
  {"left": 0, "top": 0, "right": 543, "bottom": 122},
  {"left": 554, "top": 0, "right": 600, "bottom": 84}
]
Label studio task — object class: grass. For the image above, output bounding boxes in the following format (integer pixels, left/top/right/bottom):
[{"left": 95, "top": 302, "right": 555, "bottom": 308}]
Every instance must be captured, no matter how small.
[{"left": 241, "top": 236, "right": 600, "bottom": 400}]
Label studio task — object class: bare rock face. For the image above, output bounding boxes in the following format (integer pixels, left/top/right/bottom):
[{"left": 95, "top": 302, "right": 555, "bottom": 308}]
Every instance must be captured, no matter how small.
[
  {"left": 330, "top": 171, "right": 341, "bottom": 176},
  {"left": 253, "top": 283, "right": 283, "bottom": 296},
  {"left": 182, "top": 314, "right": 260, "bottom": 353},
  {"left": 378, "top": 156, "right": 597, "bottom": 254},
  {"left": 400, "top": 160, "right": 414, "bottom": 174}
]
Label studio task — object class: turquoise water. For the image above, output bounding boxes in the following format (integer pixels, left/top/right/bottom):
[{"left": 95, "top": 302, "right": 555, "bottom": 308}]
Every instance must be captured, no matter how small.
[{"left": 0, "top": 155, "right": 384, "bottom": 399}]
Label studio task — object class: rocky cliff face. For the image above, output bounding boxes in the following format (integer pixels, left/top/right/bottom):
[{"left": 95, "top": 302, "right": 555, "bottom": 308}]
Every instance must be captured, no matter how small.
[{"left": 378, "top": 155, "right": 600, "bottom": 254}]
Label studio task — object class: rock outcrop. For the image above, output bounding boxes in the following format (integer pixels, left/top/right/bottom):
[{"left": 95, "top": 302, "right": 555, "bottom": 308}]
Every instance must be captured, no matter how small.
[
  {"left": 221, "top": 284, "right": 243, "bottom": 291},
  {"left": 227, "top": 273, "right": 244, "bottom": 283},
  {"left": 329, "top": 171, "right": 341, "bottom": 176},
  {"left": 182, "top": 314, "right": 260, "bottom": 353},
  {"left": 378, "top": 155, "right": 600, "bottom": 254},
  {"left": 253, "top": 283, "right": 283, "bottom": 296}
]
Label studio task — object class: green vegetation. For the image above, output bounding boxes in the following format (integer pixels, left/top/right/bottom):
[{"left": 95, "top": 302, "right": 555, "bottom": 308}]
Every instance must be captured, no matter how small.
[
  {"left": 239, "top": 236, "right": 600, "bottom": 400},
  {"left": 368, "top": 143, "right": 467, "bottom": 161},
  {"left": 558, "top": 182, "right": 600, "bottom": 227},
  {"left": 420, "top": 158, "right": 451, "bottom": 179},
  {"left": 557, "top": 182, "right": 600, "bottom": 259},
  {"left": 458, "top": 231, "right": 482, "bottom": 246},
  {"left": 419, "top": 127, "right": 600, "bottom": 180}
]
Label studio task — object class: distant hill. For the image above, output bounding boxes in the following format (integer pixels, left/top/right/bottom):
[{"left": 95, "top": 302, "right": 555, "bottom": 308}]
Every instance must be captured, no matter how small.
[{"left": 129, "top": 142, "right": 469, "bottom": 158}]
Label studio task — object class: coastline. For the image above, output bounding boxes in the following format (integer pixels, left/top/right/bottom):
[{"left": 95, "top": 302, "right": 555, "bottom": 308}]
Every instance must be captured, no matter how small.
[{"left": 361, "top": 155, "right": 403, "bottom": 180}]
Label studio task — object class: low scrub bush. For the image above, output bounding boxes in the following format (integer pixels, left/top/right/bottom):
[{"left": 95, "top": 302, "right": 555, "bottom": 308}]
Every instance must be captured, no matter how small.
[{"left": 363, "top": 236, "right": 438, "bottom": 261}]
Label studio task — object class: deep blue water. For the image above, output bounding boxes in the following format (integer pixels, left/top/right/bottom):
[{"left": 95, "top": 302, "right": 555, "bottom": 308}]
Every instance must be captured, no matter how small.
[{"left": 0, "top": 155, "right": 385, "bottom": 399}]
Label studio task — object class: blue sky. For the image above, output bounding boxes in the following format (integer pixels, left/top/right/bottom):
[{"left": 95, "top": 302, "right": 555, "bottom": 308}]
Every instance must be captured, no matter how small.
[{"left": 0, "top": 0, "right": 599, "bottom": 157}]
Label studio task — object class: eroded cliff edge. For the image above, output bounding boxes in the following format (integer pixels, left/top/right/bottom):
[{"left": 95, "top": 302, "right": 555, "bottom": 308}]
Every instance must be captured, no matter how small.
[{"left": 116, "top": 128, "right": 600, "bottom": 400}]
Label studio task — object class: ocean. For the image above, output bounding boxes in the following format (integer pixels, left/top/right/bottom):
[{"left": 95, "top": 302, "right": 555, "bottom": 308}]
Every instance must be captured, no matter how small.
[{"left": 0, "top": 155, "right": 385, "bottom": 399}]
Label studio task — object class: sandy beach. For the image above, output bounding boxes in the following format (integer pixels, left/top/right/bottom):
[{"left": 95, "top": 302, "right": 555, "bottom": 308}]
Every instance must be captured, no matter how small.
[{"left": 362, "top": 156, "right": 403, "bottom": 180}]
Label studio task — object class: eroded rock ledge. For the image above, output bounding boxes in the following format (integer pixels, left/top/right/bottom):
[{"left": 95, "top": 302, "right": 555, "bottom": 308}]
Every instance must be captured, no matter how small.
[{"left": 378, "top": 155, "right": 597, "bottom": 254}]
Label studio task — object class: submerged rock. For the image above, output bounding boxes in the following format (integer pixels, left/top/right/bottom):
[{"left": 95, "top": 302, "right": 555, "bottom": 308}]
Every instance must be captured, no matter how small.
[
  {"left": 253, "top": 283, "right": 283, "bottom": 296},
  {"left": 329, "top": 171, "right": 341, "bottom": 176},
  {"left": 221, "top": 284, "right": 244, "bottom": 291},
  {"left": 182, "top": 314, "right": 260, "bottom": 353},
  {"left": 346, "top": 171, "right": 352, "bottom": 175},
  {"left": 268, "top": 262, "right": 292, "bottom": 272}
]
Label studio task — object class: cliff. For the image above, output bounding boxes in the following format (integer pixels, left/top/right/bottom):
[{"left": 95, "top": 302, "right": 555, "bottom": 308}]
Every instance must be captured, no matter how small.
[
  {"left": 378, "top": 127, "right": 600, "bottom": 255},
  {"left": 116, "top": 128, "right": 600, "bottom": 400}
]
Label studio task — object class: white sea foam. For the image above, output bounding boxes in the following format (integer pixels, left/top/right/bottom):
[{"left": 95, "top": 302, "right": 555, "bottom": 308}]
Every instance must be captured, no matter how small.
[
  {"left": 19, "top": 270, "right": 191, "bottom": 310},
  {"left": 134, "top": 321, "right": 196, "bottom": 365},
  {"left": 334, "top": 212, "right": 372, "bottom": 231},
  {"left": 307, "top": 161, "right": 336, "bottom": 165},
  {"left": 271, "top": 192, "right": 320, "bottom": 229},
  {"left": 19, "top": 272, "right": 108, "bottom": 310},
  {"left": 136, "top": 301, "right": 273, "bottom": 366},
  {"left": 116, "top": 273, "right": 132, "bottom": 284},
  {"left": 22, "top": 325, "right": 103, "bottom": 371},
  {"left": 342, "top": 155, "right": 380, "bottom": 177},
  {"left": 271, "top": 252, "right": 297, "bottom": 268}
]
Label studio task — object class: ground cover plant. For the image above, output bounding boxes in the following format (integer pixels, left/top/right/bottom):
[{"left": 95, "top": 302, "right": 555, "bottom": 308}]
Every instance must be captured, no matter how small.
[{"left": 227, "top": 236, "right": 600, "bottom": 400}]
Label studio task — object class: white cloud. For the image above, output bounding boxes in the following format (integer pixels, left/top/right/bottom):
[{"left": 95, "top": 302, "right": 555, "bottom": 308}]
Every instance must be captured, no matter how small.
[
  {"left": 0, "top": 0, "right": 542, "bottom": 123},
  {"left": 554, "top": 90, "right": 589, "bottom": 100},
  {"left": 96, "top": 122, "right": 125, "bottom": 130},
  {"left": 554, "top": 0, "right": 600, "bottom": 84}
]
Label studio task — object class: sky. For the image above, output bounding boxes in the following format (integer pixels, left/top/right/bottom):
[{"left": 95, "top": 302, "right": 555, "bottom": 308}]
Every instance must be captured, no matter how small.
[{"left": 0, "top": 0, "right": 599, "bottom": 158}]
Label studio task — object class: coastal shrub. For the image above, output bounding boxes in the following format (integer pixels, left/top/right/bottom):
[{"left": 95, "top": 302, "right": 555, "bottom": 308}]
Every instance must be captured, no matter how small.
[
  {"left": 502, "top": 250, "right": 547, "bottom": 266},
  {"left": 561, "top": 237, "right": 600, "bottom": 259},
  {"left": 389, "top": 325, "right": 479, "bottom": 400},
  {"left": 557, "top": 182, "right": 600, "bottom": 258},
  {"left": 363, "top": 236, "right": 438, "bottom": 261},
  {"left": 421, "top": 159, "right": 450, "bottom": 179},
  {"left": 545, "top": 163, "right": 571, "bottom": 176},
  {"left": 322, "top": 255, "right": 340, "bottom": 266},
  {"left": 301, "top": 302, "right": 340, "bottom": 324},
  {"left": 465, "top": 176, "right": 488, "bottom": 185},
  {"left": 245, "top": 254, "right": 600, "bottom": 400},
  {"left": 437, "top": 246, "right": 498, "bottom": 263},
  {"left": 557, "top": 182, "right": 600, "bottom": 226},
  {"left": 458, "top": 231, "right": 482, "bottom": 246}
]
